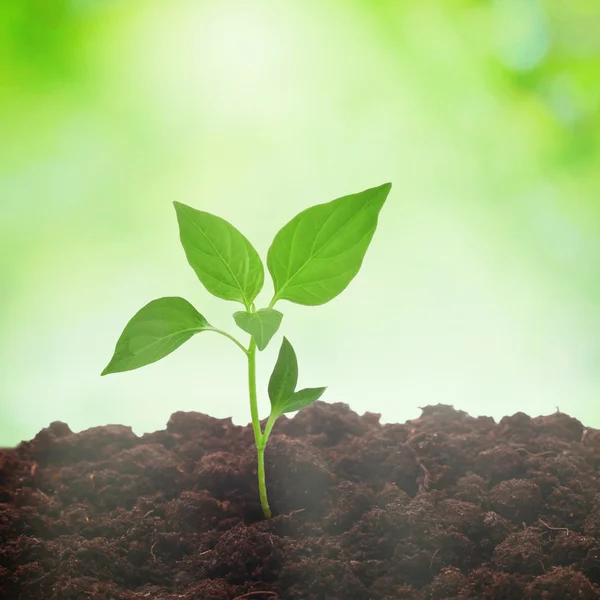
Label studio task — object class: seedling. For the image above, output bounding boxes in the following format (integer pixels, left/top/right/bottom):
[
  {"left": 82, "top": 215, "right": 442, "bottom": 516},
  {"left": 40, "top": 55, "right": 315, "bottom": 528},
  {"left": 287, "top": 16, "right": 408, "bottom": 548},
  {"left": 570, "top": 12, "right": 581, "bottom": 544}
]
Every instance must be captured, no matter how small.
[{"left": 101, "top": 182, "right": 392, "bottom": 517}]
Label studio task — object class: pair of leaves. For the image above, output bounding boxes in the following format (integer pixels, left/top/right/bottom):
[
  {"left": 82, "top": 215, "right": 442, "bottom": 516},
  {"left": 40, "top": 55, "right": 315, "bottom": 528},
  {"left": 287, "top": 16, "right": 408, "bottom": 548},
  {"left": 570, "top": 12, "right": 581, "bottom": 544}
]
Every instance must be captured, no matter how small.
[
  {"left": 102, "top": 182, "right": 391, "bottom": 375},
  {"left": 268, "top": 337, "right": 326, "bottom": 418},
  {"left": 175, "top": 182, "right": 391, "bottom": 309}
]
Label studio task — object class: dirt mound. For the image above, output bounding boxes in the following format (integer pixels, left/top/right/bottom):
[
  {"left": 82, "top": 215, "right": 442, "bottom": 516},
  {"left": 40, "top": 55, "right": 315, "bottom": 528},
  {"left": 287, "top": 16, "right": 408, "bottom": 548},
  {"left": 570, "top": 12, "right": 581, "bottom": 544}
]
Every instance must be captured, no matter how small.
[{"left": 1, "top": 402, "right": 600, "bottom": 599}]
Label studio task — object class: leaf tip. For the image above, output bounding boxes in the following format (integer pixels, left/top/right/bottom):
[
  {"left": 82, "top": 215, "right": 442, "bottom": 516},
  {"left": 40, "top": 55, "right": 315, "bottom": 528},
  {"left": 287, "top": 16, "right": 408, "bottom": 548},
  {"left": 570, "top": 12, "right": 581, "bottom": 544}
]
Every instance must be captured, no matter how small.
[
  {"left": 173, "top": 201, "right": 190, "bottom": 216},
  {"left": 101, "top": 354, "right": 125, "bottom": 376}
]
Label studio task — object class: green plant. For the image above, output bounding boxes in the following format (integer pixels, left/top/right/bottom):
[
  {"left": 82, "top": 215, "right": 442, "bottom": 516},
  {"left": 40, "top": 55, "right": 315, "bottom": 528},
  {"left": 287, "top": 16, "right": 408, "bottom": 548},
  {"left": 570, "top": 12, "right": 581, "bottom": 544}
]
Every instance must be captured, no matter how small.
[{"left": 101, "top": 182, "right": 392, "bottom": 517}]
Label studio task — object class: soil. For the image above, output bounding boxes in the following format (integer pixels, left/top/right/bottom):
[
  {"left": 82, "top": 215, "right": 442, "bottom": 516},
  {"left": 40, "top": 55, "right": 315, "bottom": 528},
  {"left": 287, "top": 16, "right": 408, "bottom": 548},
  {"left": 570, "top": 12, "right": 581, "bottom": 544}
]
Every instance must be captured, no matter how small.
[{"left": 2, "top": 402, "right": 600, "bottom": 599}]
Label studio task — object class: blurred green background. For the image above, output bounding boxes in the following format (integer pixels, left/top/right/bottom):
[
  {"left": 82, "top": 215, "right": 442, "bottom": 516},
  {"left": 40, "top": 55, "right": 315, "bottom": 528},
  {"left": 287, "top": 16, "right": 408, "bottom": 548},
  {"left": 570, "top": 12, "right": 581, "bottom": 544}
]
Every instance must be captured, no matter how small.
[{"left": 1, "top": 0, "right": 599, "bottom": 447}]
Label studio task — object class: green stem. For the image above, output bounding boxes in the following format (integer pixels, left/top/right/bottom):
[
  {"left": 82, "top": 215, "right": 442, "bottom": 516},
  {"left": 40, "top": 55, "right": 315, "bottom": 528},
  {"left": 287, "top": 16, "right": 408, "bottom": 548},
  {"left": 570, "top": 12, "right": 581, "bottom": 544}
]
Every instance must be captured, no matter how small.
[
  {"left": 247, "top": 337, "right": 272, "bottom": 518},
  {"left": 208, "top": 328, "right": 248, "bottom": 355},
  {"left": 256, "top": 446, "right": 270, "bottom": 518}
]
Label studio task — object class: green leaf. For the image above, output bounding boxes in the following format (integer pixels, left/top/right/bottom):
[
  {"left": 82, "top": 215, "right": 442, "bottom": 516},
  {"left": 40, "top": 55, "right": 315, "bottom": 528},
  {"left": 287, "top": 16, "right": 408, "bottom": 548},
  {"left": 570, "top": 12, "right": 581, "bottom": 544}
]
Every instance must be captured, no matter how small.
[
  {"left": 274, "top": 386, "right": 327, "bottom": 416},
  {"left": 174, "top": 202, "right": 264, "bottom": 308},
  {"left": 267, "top": 182, "right": 391, "bottom": 306},
  {"left": 268, "top": 337, "right": 298, "bottom": 412},
  {"left": 268, "top": 337, "right": 326, "bottom": 417},
  {"left": 233, "top": 308, "right": 283, "bottom": 351},
  {"left": 101, "top": 297, "right": 211, "bottom": 375}
]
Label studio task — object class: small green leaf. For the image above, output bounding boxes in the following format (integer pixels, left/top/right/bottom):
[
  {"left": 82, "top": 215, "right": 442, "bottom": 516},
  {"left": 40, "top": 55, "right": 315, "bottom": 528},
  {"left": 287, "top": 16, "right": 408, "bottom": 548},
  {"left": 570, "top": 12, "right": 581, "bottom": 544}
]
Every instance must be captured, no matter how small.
[
  {"left": 267, "top": 182, "right": 391, "bottom": 306},
  {"left": 234, "top": 308, "right": 283, "bottom": 351},
  {"left": 268, "top": 338, "right": 326, "bottom": 418},
  {"left": 174, "top": 202, "right": 264, "bottom": 308},
  {"left": 268, "top": 337, "right": 298, "bottom": 412},
  {"left": 101, "top": 297, "right": 210, "bottom": 375},
  {"left": 274, "top": 386, "right": 327, "bottom": 416}
]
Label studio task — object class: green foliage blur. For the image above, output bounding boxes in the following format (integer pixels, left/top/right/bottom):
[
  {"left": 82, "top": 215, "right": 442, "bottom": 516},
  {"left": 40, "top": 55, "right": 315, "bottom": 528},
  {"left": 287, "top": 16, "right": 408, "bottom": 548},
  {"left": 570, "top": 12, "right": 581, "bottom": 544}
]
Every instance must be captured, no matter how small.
[{"left": 1, "top": 0, "right": 599, "bottom": 446}]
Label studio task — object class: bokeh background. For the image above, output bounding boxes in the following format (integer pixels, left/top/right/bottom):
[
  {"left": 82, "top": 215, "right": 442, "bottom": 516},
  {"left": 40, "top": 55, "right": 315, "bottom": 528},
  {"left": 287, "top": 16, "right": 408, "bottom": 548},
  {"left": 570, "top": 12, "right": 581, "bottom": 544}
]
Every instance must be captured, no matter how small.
[{"left": 1, "top": 0, "right": 600, "bottom": 447}]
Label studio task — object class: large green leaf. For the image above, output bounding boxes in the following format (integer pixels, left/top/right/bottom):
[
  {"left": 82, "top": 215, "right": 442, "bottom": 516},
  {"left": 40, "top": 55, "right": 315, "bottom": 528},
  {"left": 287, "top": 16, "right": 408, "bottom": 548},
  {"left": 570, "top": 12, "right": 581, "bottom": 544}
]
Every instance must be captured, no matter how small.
[
  {"left": 273, "top": 386, "right": 327, "bottom": 416},
  {"left": 267, "top": 183, "right": 391, "bottom": 306},
  {"left": 233, "top": 308, "right": 283, "bottom": 351},
  {"left": 101, "top": 297, "right": 210, "bottom": 375},
  {"left": 268, "top": 337, "right": 326, "bottom": 417},
  {"left": 174, "top": 202, "right": 264, "bottom": 308}
]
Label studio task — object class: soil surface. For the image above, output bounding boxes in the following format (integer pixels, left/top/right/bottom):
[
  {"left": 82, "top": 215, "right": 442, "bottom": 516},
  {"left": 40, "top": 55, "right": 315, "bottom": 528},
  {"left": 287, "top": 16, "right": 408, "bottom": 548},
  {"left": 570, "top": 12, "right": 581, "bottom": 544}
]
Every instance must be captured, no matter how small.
[{"left": 2, "top": 402, "right": 600, "bottom": 599}]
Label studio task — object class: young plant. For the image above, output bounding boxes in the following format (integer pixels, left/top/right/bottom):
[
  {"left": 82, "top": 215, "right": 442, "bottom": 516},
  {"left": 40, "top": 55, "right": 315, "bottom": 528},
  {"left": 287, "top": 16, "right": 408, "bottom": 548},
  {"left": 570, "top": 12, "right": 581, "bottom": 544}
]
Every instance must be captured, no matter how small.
[{"left": 101, "top": 182, "right": 392, "bottom": 518}]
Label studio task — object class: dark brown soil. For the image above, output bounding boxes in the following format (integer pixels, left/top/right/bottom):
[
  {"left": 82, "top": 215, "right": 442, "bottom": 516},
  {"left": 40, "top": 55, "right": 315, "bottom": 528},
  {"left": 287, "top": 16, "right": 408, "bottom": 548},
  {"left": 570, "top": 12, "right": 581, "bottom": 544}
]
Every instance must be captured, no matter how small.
[{"left": 2, "top": 402, "right": 600, "bottom": 599}]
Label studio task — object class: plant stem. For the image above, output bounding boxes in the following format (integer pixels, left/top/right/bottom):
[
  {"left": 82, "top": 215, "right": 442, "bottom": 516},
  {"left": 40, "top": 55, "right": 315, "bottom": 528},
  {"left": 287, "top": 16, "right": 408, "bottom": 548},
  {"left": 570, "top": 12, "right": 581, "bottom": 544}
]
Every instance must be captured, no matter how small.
[
  {"left": 256, "top": 445, "right": 270, "bottom": 518},
  {"left": 247, "top": 337, "right": 272, "bottom": 518},
  {"left": 209, "top": 328, "right": 248, "bottom": 355}
]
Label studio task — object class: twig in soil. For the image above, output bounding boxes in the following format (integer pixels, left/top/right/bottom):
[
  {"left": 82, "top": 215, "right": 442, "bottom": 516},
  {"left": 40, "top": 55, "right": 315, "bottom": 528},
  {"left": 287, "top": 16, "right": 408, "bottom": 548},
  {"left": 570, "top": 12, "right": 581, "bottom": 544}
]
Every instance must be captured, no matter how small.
[
  {"left": 35, "top": 488, "right": 49, "bottom": 502},
  {"left": 27, "top": 572, "right": 50, "bottom": 586},
  {"left": 513, "top": 448, "right": 554, "bottom": 458},
  {"left": 150, "top": 541, "right": 158, "bottom": 561},
  {"left": 539, "top": 519, "right": 570, "bottom": 535},
  {"left": 232, "top": 592, "right": 278, "bottom": 599},
  {"left": 429, "top": 549, "right": 440, "bottom": 569},
  {"left": 404, "top": 434, "right": 431, "bottom": 491}
]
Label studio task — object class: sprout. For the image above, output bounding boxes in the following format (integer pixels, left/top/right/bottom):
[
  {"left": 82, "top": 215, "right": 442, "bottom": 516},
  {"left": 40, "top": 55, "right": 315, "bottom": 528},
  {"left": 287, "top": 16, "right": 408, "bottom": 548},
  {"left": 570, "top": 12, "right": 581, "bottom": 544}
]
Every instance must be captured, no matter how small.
[{"left": 102, "top": 182, "right": 391, "bottom": 517}]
